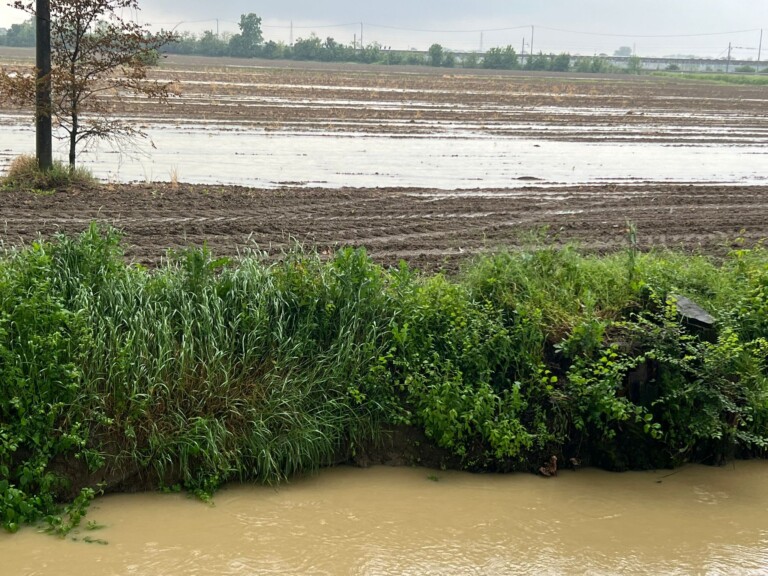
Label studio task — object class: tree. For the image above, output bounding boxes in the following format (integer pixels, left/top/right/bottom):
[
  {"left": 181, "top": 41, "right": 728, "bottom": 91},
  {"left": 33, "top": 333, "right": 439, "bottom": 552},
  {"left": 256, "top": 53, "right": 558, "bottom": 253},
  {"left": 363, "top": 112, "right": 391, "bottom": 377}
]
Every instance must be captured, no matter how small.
[
  {"left": 483, "top": 46, "right": 518, "bottom": 70},
  {"left": 462, "top": 52, "right": 480, "bottom": 69},
  {"left": 261, "top": 40, "right": 288, "bottom": 60},
  {"left": 358, "top": 42, "right": 382, "bottom": 64},
  {"left": 292, "top": 35, "right": 323, "bottom": 60},
  {"left": 525, "top": 52, "right": 551, "bottom": 71},
  {"left": 228, "top": 13, "right": 263, "bottom": 57},
  {"left": 575, "top": 56, "right": 612, "bottom": 74},
  {"left": 198, "top": 30, "right": 228, "bottom": 57},
  {"left": 614, "top": 46, "right": 632, "bottom": 57},
  {"left": 626, "top": 55, "right": 643, "bottom": 74},
  {"left": 0, "top": 0, "right": 177, "bottom": 168},
  {"left": 3, "top": 18, "right": 36, "bottom": 47},
  {"left": 428, "top": 43, "right": 444, "bottom": 67},
  {"left": 551, "top": 53, "right": 571, "bottom": 72}
]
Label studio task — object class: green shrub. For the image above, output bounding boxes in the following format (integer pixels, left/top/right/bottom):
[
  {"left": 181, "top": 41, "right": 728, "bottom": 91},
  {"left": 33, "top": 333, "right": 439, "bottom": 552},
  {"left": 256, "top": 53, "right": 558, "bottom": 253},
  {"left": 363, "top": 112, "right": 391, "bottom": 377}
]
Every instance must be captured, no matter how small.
[
  {"left": 624, "top": 296, "right": 768, "bottom": 464},
  {"left": 383, "top": 273, "right": 546, "bottom": 466},
  {"left": 3, "top": 226, "right": 768, "bottom": 531},
  {"left": 0, "top": 238, "right": 97, "bottom": 532}
]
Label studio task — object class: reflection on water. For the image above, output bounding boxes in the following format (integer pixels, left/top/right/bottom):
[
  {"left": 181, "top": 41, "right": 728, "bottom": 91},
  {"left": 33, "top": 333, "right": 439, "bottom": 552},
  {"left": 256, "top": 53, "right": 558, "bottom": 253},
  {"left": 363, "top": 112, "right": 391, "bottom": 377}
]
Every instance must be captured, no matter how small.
[{"left": 1, "top": 462, "right": 767, "bottom": 575}]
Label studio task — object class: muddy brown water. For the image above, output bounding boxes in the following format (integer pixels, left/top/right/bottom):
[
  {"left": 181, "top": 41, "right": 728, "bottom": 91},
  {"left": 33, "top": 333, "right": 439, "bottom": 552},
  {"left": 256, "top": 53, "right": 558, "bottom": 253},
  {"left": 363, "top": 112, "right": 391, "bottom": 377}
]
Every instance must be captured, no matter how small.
[{"left": 2, "top": 463, "right": 767, "bottom": 575}]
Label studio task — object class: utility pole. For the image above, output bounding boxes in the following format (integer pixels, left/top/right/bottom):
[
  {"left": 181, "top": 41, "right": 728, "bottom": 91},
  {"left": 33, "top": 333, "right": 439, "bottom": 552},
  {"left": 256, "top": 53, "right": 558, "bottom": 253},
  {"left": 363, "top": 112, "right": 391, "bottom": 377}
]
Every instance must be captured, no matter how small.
[
  {"left": 215, "top": 18, "right": 219, "bottom": 38},
  {"left": 758, "top": 29, "right": 763, "bottom": 67},
  {"left": 480, "top": 31, "right": 483, "bottom": 53},
  {"left": 726, "top": 42, "right": 732, "bottom": 73},
  {"left": 290, "top": 21, "right": 293, "bottom": 46},
  {"left": 36, "top": 0, "right": 52, "bottom": 171},
  {"left": 360, "top": 22, "right": 364, "bottom": 48},
  {"left": 530, "top": 25, "right": 534, "bottom": 56}
]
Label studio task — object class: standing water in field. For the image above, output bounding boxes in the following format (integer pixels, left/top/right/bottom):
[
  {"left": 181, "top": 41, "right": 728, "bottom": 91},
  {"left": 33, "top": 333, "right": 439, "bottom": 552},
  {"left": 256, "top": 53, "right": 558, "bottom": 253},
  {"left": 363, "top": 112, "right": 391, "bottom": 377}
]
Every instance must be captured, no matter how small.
[
  {"left": 2, "top": 463, "right": 767, "bottom": 575},
  {"left": 0, "top": 122, "right": 766, "bottom": 189}
]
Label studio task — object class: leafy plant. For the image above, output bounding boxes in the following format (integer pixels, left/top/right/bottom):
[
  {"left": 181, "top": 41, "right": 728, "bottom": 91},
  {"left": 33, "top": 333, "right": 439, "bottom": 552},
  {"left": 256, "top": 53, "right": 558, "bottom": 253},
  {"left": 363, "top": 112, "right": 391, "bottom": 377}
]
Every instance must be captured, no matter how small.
[
  {"left": 2, "top": 225, "right": 768, "bottom": 532},
  {"left": 627, "top": 298, "right": 768, "bottom": 463}
]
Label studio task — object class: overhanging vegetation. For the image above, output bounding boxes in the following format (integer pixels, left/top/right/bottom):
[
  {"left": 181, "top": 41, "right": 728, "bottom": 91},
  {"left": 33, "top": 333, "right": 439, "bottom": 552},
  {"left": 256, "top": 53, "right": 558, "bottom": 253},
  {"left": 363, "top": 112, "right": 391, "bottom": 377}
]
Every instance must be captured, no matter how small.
[{"left": 2, "top": 224, "right": 767, "bottom": 533}]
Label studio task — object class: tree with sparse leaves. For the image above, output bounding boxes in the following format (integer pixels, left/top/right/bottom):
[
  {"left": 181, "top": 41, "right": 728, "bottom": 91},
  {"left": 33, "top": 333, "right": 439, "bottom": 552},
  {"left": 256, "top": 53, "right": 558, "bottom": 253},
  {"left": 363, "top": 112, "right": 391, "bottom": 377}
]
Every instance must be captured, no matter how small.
[{"left": 0, "top": 0, "right": 177, "bottom": 167}]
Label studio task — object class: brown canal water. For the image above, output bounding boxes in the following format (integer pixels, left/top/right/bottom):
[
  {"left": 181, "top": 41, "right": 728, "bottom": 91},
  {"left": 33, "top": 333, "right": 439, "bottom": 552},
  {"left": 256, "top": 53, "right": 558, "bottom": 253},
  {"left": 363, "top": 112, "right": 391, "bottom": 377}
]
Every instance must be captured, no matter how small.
[{"left": 2, "top": 463, "right": 767, "bottom": 575}]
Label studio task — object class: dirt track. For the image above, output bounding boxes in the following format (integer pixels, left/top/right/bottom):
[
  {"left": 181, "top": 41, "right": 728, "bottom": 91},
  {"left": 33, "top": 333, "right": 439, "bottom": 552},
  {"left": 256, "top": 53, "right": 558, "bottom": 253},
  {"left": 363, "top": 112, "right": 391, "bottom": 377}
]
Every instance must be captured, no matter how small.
[
  {"left": 2, "top": 182, "right": 767, "bottom": 272},
  {"left": 2, "top": 53, "right": 767, "bottom": 270}
]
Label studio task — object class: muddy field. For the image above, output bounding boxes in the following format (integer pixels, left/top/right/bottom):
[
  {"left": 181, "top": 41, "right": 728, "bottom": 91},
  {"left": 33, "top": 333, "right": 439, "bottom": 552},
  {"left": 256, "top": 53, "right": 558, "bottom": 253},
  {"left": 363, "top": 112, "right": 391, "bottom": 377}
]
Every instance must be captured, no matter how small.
[
  {"left": 2, "top": 182, "right": 767, "bottom": 272},
  {"left": 1, "top": 52, "right": 767, "bottom": 270}
]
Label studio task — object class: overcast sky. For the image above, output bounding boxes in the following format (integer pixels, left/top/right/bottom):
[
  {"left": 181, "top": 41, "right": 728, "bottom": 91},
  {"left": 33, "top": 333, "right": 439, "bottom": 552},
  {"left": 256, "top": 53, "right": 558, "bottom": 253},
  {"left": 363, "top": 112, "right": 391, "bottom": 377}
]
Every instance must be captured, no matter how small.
[{"left": 2, "top": 1, "right": 766, "bottom": 58}]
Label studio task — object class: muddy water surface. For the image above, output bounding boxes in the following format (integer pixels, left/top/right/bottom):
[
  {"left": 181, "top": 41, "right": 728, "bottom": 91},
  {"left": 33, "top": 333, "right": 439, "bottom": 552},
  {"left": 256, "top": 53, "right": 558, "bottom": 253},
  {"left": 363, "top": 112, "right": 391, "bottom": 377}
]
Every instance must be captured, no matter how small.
[
  {"left": 1, "top": 121, "right": 766, "bottom": 189},
  {"left": 2, "top": 463, "right": 767, "bottom": 575}
]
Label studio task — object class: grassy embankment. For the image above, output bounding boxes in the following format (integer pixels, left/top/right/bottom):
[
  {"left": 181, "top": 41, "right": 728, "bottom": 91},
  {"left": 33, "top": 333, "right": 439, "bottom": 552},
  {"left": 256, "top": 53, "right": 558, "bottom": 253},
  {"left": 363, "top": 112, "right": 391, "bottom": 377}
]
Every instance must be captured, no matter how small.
[{"left": 2, "top": 217, "right": 768, "bottom": 534}]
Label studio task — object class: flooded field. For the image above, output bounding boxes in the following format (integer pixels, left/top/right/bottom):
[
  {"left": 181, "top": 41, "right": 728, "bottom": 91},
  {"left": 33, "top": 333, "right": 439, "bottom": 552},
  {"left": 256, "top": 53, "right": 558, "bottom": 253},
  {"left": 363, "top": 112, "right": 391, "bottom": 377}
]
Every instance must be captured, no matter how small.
[
  {"left": 2, "top": 53, "right": 768, "bottom": 574},
  {"left": 2, "top": 54, "right": 768, "bottom": 269},
  {"left": 2, "top": 121, "right": 766, "bottom": 188},
  {"left": 1, "top": 53, "right": 767, "bottom": 188},
  {"left": 2, "top": 463, "right": 767, "bottom": 575}
]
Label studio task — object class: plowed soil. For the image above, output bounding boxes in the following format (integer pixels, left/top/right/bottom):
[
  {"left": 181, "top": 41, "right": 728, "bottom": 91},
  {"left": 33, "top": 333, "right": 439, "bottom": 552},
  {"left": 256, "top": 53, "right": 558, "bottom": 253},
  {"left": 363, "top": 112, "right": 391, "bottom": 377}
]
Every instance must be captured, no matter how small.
[
  {"left": 2, "top": 182, "right": 767, "bottom": 273},
  {"left": 1, "top": 53, "right": 767, "bottom": 271}
]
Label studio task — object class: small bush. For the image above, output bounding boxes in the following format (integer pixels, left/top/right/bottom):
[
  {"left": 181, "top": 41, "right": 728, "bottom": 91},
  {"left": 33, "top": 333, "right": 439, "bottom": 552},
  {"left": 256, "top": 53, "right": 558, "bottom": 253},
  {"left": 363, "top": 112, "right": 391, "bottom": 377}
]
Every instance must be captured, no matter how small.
[{"left": 1, "top": 154, "right": 96, "bottom": 191}]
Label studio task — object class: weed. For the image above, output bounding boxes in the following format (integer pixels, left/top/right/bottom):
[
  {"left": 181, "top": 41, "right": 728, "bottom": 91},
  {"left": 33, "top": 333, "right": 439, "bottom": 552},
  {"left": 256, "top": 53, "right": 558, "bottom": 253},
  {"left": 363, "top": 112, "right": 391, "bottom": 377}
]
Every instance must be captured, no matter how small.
[
  {"left": 1, "top": 225, "right": 768, "bottom": 531},
  {"left": 169, "top": 165, "right": 179, "bottom": 189},
  {"left": 1, "top": 154, "right": 96, "bottom": 191}
]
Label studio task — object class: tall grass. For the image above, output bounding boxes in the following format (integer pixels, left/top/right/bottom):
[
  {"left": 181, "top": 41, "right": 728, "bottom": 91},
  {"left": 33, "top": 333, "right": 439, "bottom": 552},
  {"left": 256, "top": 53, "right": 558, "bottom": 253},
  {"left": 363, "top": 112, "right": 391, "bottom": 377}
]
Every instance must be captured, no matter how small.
[
  {"left": 1, "top": 154, "right": 96, "bottom": 191},
  {"left": 1, "top": 224, "right": 767, "bottom": 531},
  {"left": 47, "top": 228, "right": 392, "bottom": 490}
]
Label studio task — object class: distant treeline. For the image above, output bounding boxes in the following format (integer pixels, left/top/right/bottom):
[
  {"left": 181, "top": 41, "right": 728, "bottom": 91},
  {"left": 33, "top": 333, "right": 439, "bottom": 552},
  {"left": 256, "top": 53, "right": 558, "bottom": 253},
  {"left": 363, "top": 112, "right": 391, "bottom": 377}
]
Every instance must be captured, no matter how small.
[
  {"left": 0, "top": 14, "right": 639, "bottom": 74},
  {"left": 163, "top": 16, "right": 639, "bottom": 74},
  {"left": 0, "top": 18, "right": 35, "bottom": 47},
  {"left": 167, "top": 32, "right": 626, "bottom": 73}
]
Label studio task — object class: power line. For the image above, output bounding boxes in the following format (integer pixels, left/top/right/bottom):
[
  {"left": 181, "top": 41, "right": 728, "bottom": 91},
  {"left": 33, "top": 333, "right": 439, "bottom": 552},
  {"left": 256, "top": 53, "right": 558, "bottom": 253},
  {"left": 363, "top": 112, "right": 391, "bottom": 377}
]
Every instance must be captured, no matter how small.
[
  {"left": 365, "top": 23, "right": 531, "bottom": 34},
  {"left": 155, "top": 17, "right": 763, "bottom": 41},
  {"left": 262, "top": 21, "right": 359, "bottom": 30},
  {"left": 535, "top": 25, "right": 762, "bottom": 39}
]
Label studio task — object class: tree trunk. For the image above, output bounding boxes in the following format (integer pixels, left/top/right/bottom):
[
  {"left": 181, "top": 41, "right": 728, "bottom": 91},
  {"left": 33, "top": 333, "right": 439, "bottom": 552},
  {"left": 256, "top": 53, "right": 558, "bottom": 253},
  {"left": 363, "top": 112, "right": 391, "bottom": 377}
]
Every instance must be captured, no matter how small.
[
  {"left": 35, "top": 0, "right": 53, "bottom": 171},
  {"left": 69, "top": 114, "right": 78, "bottom": 168}
]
